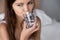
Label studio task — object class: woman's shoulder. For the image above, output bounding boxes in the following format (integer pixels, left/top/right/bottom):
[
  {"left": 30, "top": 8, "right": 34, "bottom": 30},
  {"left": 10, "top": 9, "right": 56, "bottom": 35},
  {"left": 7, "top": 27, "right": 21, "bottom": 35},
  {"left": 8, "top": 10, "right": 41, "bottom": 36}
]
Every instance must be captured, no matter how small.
[
  {"left": 0, "top": 23, "right": 7, "bottom": 30},
  {"left": 0, "top": 22, "right": 9, "bottom": 40},
  {"left": 36, "top": 16, "right": 41, "bottom": 23},
  {"left": 0, "top": 20, "right": 7, "bottom": 31},
  {"left": 0, "top": 22, "right": 6, "bottom": 26}
]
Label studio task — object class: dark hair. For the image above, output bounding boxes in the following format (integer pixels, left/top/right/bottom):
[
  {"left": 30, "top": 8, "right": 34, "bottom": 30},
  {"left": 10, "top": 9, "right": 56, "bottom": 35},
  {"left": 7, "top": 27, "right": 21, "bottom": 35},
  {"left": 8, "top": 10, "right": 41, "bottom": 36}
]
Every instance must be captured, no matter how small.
[{"left": 5, "top": 0, "right": 16, "bottom": 40}]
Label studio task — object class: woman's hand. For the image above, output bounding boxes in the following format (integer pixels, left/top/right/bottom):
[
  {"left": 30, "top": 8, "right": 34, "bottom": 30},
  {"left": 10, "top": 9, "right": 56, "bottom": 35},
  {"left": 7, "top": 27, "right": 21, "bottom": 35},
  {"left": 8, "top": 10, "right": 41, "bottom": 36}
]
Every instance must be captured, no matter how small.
[{"left": 20, "top": 17, "right": 40, "bottom": 40}]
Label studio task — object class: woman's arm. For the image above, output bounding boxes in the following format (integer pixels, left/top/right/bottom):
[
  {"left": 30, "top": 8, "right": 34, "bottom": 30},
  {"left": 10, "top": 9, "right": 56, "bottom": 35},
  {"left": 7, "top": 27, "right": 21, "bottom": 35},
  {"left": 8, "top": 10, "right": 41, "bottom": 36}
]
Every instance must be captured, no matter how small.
[{"left": 0, "top": 23, "right": 9, "bottom": 40}]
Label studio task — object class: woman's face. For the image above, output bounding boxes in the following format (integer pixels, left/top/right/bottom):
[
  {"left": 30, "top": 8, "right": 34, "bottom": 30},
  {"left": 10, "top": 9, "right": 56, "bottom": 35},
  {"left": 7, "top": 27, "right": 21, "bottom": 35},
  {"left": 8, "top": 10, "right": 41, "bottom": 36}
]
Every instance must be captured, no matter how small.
[{"left": 12, "top": 0, "right": 34, "bottom": 19}]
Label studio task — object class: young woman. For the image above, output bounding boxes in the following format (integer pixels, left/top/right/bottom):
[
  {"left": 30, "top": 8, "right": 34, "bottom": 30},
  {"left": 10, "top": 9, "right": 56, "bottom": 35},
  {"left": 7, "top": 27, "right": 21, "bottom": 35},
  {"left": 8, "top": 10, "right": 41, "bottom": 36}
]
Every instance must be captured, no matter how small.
[{"left": 0, "top": 0, "right": 41, "bottom": 40}]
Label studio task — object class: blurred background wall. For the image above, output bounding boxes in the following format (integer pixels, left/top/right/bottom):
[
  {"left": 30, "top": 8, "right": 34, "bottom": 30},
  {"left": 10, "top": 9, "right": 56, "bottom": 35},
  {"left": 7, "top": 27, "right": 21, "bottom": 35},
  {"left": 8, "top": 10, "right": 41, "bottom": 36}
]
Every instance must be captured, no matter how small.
[
  {"left": 40, "top": 0, "right": 60, "bottom": 21},
  {"left": 0, "top": 0, "right": 5, "bottom": 13}
]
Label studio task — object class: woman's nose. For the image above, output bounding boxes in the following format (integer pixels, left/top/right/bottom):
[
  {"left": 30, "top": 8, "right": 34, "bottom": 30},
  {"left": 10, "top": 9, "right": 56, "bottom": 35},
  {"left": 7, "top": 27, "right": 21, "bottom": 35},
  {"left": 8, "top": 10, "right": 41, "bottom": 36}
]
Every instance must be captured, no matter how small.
[{"left": 24, "top": 5, "right": 29, "bottom": 12}]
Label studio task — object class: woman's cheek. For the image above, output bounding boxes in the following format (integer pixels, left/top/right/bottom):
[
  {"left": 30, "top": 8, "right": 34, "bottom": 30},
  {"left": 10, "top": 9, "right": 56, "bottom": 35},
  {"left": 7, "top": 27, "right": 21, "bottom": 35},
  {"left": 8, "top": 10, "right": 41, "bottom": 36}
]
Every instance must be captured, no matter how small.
[{"left": 16, "top": 10, "right": 25, "bottom": 18}]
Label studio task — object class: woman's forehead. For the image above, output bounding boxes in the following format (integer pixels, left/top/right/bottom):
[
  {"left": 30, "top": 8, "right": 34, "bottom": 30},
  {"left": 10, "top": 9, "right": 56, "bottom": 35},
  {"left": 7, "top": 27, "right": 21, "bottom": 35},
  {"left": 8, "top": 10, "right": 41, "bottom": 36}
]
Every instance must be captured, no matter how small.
[{"left": 15, "top": 0, "right": 34, "bottom": 3}]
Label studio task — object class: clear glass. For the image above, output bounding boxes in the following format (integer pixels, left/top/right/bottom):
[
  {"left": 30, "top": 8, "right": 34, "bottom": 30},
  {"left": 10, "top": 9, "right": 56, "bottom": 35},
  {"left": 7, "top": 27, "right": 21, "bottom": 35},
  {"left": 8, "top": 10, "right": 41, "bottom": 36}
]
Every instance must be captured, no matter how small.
[{"left": 24, "top": 12, "right": 36, "bottom": 28}]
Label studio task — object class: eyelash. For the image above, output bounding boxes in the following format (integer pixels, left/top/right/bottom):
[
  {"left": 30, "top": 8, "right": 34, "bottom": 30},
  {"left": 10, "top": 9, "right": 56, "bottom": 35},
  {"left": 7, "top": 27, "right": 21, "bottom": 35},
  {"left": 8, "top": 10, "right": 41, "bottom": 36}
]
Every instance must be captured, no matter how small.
[
  {"left": 17, "top": 4, "right": 22, "bottom": 6},
  {"left": 28, "top": 2, "right": 33, "bottom": 5}
]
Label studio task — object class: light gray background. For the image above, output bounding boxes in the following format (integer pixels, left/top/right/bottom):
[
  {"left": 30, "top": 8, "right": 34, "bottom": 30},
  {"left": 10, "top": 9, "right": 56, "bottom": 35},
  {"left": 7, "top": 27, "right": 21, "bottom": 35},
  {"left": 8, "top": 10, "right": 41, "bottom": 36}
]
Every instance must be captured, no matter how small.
[{"left": 40, "top": 0, "right": 60, "bottom": 21}]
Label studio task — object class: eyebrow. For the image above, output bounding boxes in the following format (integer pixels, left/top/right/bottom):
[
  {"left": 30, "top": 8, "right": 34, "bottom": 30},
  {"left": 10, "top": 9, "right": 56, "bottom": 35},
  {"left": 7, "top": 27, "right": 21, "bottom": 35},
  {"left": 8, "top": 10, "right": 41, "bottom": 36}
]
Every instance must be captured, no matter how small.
[
  {"left": 28, "top": 0, "right": 34, "bottom": 3},
  {"left": 15, "top": 0, "right": 34, "bottom": 4},
  {"left": 16, "top": 3, "right": 23, "bottom": 5}
]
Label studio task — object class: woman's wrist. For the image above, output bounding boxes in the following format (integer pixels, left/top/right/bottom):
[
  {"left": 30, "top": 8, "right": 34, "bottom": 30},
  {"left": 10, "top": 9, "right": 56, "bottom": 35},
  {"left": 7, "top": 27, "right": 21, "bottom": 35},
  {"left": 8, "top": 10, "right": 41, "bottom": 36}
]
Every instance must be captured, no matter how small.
[
  {"left": 20, "top": 35, "right": 28, "bottom": 40},
  {"left": 20, "top": 37, "right": 28, "bottom": 40}
]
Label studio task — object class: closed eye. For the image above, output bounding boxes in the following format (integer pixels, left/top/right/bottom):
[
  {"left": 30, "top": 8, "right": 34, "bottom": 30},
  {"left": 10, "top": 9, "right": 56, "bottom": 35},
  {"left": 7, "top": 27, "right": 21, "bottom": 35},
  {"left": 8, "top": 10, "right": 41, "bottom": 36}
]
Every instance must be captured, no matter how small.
[
  {"left": 28, "top": 1, "right": 33, "bottom": 5},
  {"left": 16, "top": 3, "right": 23, "bottom": 7}
]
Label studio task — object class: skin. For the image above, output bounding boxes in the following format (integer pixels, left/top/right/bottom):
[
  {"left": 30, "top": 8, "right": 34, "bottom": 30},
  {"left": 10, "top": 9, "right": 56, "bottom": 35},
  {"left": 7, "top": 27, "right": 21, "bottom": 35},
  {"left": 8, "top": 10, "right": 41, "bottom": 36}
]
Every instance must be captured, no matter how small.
[
  {"left": 0, "top": 23, "right": 9, "bottom": 40},
  {"left": 0, "top": 0, "right": 41, "bottom": 40}
]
